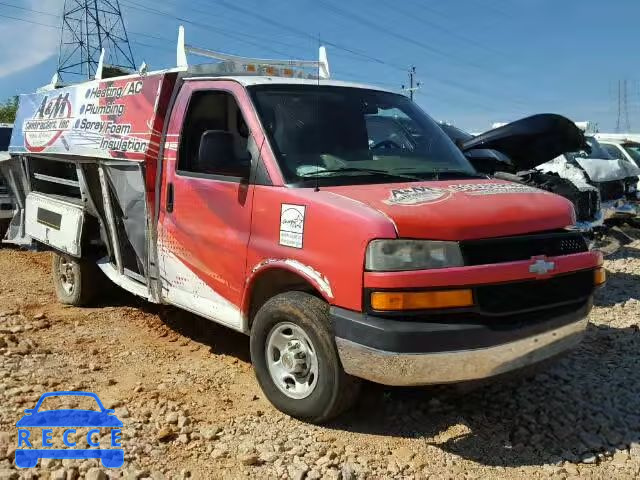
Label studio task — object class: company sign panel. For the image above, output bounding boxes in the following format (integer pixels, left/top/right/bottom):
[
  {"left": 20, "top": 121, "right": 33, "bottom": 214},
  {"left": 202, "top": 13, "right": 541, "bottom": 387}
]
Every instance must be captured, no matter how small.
[{"left": 9, "top": 75, "right": 164, "bottom": 161}]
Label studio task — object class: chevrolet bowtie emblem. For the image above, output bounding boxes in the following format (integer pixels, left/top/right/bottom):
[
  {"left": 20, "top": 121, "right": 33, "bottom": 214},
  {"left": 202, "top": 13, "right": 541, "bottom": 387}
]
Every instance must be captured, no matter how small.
[{"left": 529, "top": 259, "right": 556, "bottom": 275}]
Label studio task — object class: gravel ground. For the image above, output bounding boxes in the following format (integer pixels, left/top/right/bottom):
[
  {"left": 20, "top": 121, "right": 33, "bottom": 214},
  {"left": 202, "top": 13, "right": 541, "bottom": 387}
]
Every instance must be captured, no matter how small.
[{"left": 0, "top": 244, "right": 639, "bottom": 479}]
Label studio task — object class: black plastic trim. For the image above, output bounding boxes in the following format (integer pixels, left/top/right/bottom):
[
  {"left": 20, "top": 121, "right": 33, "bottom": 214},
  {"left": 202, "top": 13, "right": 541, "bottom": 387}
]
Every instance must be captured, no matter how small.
[{"left": 331, "top": 298, "right": 592, "bottom": 354}]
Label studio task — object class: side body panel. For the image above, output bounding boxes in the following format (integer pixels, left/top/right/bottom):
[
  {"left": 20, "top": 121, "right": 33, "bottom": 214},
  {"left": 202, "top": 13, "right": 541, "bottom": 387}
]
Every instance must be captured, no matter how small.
[
  {"left": 244, "top": 187, "right": 396, "bottom": 313},
  {"left": 157, "top": 80, "right": 263, "bottom": 331}
]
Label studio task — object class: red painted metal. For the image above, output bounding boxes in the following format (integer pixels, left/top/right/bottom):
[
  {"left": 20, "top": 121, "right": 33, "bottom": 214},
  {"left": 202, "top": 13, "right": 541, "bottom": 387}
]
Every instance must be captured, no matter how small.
[
  {"left": 151, "top": 77, "right": 601, "bottom": 318},
  {"left": 364, "top": 251, "right": 602, "bottom": 289}
]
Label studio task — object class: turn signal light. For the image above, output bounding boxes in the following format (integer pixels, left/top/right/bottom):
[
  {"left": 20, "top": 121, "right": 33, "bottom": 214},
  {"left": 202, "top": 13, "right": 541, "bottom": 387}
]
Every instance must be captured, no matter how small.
[
  {"left": 370, "top": 289, "right": 474, "bottom": 311},
  {"left": 594, "top": 267, "right": 607, "bottom": 286}
]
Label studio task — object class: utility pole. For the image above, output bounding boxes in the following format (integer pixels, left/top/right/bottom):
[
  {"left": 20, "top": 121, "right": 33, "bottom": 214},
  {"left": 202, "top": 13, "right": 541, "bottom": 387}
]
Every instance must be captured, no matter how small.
[
  {"left": 57, "top": 0, "right": 136, "bottom": 81},
  {"left": 401, "top": 66, "right": 421, "bottom": 100}
]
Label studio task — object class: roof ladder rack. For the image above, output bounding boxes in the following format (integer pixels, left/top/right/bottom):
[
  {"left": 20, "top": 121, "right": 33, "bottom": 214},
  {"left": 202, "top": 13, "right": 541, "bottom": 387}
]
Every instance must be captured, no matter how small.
[{"left": 176, "top": 25, "right": 330, "bottom": 79}]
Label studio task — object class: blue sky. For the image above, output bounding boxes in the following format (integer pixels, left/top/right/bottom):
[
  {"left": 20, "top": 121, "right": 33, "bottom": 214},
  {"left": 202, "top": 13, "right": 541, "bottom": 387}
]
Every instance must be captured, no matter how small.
[{"left": 0, "top": 0, "right": 638, "bottom": 132}]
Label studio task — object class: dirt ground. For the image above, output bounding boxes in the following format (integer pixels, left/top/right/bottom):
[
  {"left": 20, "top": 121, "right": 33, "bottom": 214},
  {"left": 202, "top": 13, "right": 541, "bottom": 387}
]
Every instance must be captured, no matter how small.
[{"left": 0, "top": 244, "right": 639, "bottom": 480}]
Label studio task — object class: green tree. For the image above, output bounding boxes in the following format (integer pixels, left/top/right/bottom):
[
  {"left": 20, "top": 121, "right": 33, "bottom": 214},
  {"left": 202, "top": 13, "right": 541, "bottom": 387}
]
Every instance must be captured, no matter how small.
[{"left": 0, "top": 97, "right": 19, "bottom": 124}]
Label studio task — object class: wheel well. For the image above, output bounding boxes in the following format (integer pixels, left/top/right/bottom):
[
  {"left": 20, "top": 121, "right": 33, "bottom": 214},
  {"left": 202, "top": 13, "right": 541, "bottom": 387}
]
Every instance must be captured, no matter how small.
[{"left": 248, "top": 268, "right": 323, "bottom": 327}]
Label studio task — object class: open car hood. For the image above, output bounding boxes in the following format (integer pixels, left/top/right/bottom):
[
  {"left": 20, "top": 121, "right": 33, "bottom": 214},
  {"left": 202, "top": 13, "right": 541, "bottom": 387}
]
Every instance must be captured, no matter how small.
[{"left": 460, "top": 114, "right": 587, "bottom": 171}]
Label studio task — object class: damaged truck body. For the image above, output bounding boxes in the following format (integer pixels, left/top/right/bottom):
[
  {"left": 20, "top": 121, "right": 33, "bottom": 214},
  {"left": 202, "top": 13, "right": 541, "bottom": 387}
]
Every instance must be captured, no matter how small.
[
  {"left": 1, "top": 29, "right": 605, "bottom": 423},
  {"left": 441, "top": 116, "right": 640, "bottom": 236}
]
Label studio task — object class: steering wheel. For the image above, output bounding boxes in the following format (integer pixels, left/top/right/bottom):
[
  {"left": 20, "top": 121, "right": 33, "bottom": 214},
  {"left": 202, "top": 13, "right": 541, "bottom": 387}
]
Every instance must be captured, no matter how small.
[{"left": 371, "top": 139, "right": 402, "bottom": 151}]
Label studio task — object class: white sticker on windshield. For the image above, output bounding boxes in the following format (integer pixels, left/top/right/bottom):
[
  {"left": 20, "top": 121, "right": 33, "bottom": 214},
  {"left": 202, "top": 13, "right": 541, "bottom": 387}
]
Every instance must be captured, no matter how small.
[{"left": 280, "top": 204, "right": 306, "bottom": 249}]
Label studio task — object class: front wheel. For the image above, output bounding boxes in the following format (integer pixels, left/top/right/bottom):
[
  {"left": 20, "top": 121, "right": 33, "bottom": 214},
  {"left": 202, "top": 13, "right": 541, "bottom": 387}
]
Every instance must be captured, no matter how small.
[
  {"left": 250, "top": 291, "right": 361, "bottom": 424},
  {"left": 52, "top": 252, "right": 100, "bottom": 306}
]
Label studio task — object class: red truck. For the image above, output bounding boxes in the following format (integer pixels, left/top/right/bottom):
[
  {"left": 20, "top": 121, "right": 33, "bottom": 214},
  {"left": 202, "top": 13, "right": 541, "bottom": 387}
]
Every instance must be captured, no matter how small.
[{"left": 2, "top": 31, "right": 604, "bottom": 423}]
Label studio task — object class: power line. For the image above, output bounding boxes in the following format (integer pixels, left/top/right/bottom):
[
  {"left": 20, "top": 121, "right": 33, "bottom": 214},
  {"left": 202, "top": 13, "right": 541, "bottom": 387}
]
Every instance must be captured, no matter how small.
[
  {"left": 120, "top": 0, "right": 298, "bottom": 59},
  {"left": 0, "top": 5, "right": 524, "bottom": 114},
  {"left": 129, "top": 0, "right": 529, "bottom": 110},
  {"left": 196, "top": 0, "right": 407, "bottom": 71},
  {"left": 0, "top": 1, "right": 59, "bottom": 18},
  {"left": 0, "top": 12, "right": 169, "bottom": 58},
  {"left": 378, "top": 0, "right": 505, "bottom": 58},
  {"left": 0, "top": 9, "right": 399, "bottom": 92},
  {"left": 0, "top": 11, "right": 58, "bottom": 28},
  {"left": 314, "top": 0, "right": 502, "bottom": 75}
]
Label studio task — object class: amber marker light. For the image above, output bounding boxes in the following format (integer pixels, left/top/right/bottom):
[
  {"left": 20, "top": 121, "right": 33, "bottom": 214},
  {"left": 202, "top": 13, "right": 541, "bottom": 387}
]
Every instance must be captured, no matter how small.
[{"left": 371, "top": 289, "right": 474, "bottom": 311}]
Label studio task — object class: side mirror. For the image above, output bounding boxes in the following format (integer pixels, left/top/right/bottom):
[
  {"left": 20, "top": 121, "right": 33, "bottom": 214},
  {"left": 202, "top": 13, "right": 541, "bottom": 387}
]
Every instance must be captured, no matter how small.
[
  {"left": 24, "top": 409, "right": 34, "bottom": 415},
  {"left": 198, "top": 130, "right": 251, "bottom": 178}
]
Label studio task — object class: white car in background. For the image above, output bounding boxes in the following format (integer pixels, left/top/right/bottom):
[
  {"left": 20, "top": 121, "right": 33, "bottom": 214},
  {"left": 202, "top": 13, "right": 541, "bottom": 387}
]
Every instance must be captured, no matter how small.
[{"left": 596, "top": 136, "right": 640, "bottom": 174}]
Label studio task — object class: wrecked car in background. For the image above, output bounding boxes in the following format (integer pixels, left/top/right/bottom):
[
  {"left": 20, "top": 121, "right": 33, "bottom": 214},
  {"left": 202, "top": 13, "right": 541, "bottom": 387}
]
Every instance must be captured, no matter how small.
[
  {"left": 0, "top": 124, "right": 16, "bottom": 239},
  {"left": 439, "top": 115, "right": 603, "bottom": 233},
  {"left": 545, "top": 135, "right": 639, "bottom": 222},
  {"left": 440, "top": 116, "right": 640, "bottom": 237},
  {"left": 596, "top": 135, "right": 640, "bottom": 196}
]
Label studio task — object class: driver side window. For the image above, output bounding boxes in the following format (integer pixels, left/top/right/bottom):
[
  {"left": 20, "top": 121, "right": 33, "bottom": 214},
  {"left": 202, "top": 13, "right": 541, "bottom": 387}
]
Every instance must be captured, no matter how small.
[{"left": 178, "top": 90, "right": 250, "bottom": 179}]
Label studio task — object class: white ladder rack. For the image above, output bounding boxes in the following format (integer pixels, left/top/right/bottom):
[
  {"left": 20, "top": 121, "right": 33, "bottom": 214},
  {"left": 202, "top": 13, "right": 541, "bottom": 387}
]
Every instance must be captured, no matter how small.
[{"left": 176, "top": 25, "right": 330, "bottom": 80}]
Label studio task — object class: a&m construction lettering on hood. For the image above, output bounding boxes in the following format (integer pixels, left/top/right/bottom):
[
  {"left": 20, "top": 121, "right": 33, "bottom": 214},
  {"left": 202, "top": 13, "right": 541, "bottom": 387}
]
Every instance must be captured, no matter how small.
[{"left": 384, "top": 183, "right": 546, "bottom": 206}]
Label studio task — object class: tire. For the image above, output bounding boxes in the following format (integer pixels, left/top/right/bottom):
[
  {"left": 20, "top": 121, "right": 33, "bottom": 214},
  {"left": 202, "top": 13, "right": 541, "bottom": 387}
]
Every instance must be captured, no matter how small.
[
  {"left": 250, "top": 291, "right": 361, "bottom": 424},
  {"left": 51, "top": 252, "right": 100, "bottom": 306}
]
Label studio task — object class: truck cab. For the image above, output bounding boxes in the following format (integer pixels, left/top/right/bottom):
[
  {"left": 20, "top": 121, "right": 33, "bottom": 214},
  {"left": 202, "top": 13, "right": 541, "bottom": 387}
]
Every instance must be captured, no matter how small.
[{"left": 4, "top": 30, "right": 605, "bottom": 423}]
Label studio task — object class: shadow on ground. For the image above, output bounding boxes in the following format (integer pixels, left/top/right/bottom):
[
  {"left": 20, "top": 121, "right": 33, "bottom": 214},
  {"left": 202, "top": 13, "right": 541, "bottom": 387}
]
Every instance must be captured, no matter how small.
[
  {"left": 101, "top": 288, "right": 252, "bottom": 363},
  {"left": 324, "top": 324, "right": 640, "bottom": 468}
]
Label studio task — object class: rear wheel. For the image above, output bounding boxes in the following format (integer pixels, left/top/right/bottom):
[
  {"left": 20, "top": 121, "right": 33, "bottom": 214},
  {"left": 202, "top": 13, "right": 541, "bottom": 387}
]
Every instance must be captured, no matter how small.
[
  {"left": 52, "top": 252, "right": 100, "bottom": 306},
  {"left": 250, "top": 291, "right": 361, "bottom": 423}
]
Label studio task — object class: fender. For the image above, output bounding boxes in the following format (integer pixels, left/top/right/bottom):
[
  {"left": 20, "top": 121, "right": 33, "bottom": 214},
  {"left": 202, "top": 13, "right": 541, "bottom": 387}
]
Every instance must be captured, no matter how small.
[{"left": 243, "top": 258, "right": 334, "bottom": 318}]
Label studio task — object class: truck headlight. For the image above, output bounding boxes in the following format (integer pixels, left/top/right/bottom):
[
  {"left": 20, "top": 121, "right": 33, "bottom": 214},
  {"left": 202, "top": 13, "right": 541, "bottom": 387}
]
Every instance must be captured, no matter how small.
[{"left": 365, "top": 240, "right": 464, "bottom": 271}]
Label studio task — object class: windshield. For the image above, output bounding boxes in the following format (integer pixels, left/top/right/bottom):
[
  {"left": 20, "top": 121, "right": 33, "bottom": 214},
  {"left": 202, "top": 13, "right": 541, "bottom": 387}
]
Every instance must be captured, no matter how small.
[
  {"left": 567, "top": 136, "right": 613, "bottom": 161},
  {"left": 439, "top": 123, "right": 474, "bottom": 144},
  {"left": 249, "top": 85, "right": 475, "bottom": 186},
  {"left": 623, "top": 143, "right": 640, "bottom": 164}
]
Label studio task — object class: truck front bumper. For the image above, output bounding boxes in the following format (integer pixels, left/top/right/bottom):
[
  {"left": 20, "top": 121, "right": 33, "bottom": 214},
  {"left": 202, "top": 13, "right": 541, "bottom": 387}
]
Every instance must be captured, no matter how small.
[{"left": 332, "top": 301, "right": 590, "bottom": 386}]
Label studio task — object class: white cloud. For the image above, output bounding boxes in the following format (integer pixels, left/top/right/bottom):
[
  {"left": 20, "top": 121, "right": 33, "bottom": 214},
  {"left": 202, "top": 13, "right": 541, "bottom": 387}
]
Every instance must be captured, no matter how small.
[{"left": 0, "top": 0, "right": 61, "bottom": 79}]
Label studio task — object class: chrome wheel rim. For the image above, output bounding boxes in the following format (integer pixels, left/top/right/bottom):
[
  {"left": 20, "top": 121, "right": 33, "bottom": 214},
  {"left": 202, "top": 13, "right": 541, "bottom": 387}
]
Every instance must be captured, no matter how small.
[
  {"left": 59, "top": 258, "right": 75, "bottom": 295},
  {"left": 265, "top": 322, "right": 319, "bottom": 399}
]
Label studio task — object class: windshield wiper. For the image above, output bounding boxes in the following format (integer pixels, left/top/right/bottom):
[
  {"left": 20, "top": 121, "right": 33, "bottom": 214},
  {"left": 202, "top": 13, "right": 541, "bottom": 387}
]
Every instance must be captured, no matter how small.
[
  {"left": 300, "top": 167, "right": 423, "bottom": 181},
  {"left": 391, "top": 168, "right": 487, "bottom": 180}
]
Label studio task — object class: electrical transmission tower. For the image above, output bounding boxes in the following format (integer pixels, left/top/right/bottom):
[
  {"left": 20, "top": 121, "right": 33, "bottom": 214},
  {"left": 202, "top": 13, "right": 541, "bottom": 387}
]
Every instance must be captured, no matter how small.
[
  {"left": 57, "top": 0, "right": 136, "bottom": 81},
  {"left": 615, "top": 79, "right": 631, "bottom": 133}
]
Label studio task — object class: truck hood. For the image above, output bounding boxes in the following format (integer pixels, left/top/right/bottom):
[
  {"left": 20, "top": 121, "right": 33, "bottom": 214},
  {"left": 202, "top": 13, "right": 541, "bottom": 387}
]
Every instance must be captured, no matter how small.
[
  {"left": 460, "top": 114, "right": 587, "bottom": 171},
  {"left": 324, "top": 179, "right": 575, "bottom": 240}
]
